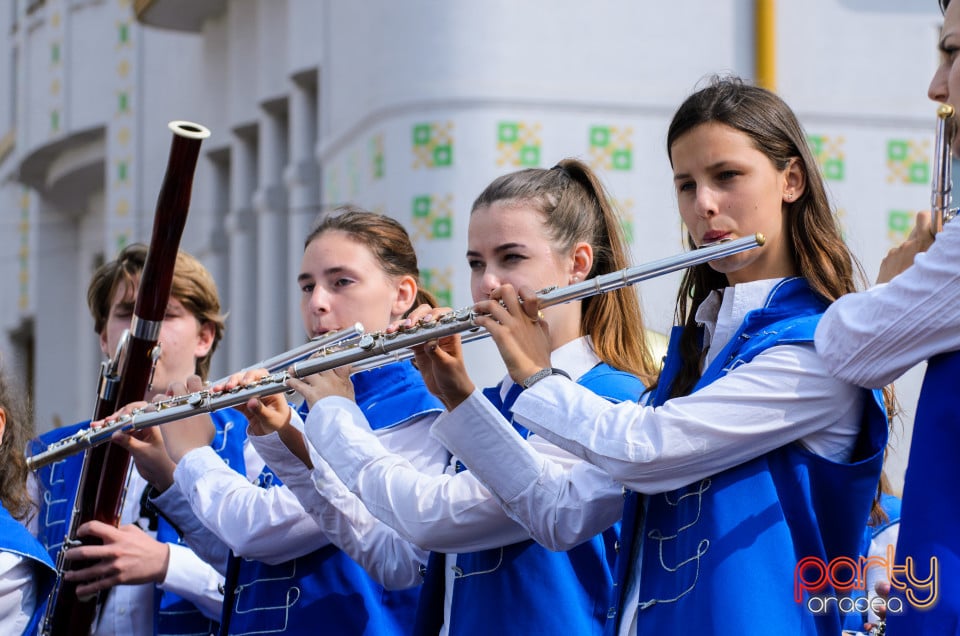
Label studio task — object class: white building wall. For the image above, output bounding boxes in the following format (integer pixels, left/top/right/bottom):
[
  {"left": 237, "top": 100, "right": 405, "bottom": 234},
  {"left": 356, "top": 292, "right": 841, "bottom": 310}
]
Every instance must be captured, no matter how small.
[{"left": 0, "top": 0, "right": 946, "bottom": 492}]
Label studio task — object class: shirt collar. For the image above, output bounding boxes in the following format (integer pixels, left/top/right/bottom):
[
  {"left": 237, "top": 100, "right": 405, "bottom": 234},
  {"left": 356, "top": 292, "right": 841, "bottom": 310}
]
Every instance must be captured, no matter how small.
[{"left": 695, "top": 278, "right": 784, "bottom": 368}]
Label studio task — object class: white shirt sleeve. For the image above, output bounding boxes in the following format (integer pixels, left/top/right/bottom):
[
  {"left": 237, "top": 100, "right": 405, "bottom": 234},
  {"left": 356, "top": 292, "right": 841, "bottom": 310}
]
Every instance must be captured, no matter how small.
[
  {"left": 159, "top": 543, "right": 224, "bottom": 620},
  {"left": 430, "top": 389, "right": 625, "bottom": 551},
  {"left": 248, "top": 424, "right": 430, "bottom": 590},
  {"left": 174, "top": 446, "right": 332, "bottom": 564},
  {"left": 303, "top": 396, "right": 535, "bottom": 553},
  {"left": 0, "top": 551, "right": 33, "bottom": 636},
  {"left": 510, "top": 344, "right": 865, "bottom": 494},
  {"left": 151, "top": 482, "right": 232, "bottom": 575},
  {"left": 815, "top": 219, "right": 960, "bottom": 388}
]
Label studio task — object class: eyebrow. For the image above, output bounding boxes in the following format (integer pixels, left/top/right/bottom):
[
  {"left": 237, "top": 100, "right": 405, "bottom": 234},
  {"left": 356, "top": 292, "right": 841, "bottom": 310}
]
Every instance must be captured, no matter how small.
[
  {"left": 466, "top": 243, "right": 527, "bottom": 258},
  {"left": 674, "top": 161, "right": 738, "bottom": 181},
  {"left": 297, "top": 266, "right": 354, "bottom": 283}
]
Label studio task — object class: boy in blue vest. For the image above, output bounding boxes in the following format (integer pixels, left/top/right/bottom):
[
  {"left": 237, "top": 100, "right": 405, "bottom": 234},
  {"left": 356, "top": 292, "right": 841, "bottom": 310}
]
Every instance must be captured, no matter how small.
[{"left": 31, "top": 244, "right": 247, "bottom": 635}]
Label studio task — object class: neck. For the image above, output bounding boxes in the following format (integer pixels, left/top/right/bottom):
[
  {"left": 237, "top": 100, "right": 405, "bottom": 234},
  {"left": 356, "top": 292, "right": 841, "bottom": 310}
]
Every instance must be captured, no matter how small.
[{"left": 547, "top": 300, "right": 583, "bottom": 352}]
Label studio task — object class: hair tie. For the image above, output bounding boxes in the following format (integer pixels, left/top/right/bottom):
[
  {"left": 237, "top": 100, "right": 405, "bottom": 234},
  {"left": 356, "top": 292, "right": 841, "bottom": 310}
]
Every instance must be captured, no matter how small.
[{"left": 550, "top": 164, "right": 572, "bottom": 179}]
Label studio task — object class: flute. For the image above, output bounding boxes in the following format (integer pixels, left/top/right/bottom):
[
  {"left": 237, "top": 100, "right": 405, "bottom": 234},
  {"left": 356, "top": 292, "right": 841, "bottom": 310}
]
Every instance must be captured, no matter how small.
[
  {"left": 932, "top": 103, "right": 958, "bottom": 234},
  {"left": 26, "top": 233, "right": 764, "bottom": 470}
]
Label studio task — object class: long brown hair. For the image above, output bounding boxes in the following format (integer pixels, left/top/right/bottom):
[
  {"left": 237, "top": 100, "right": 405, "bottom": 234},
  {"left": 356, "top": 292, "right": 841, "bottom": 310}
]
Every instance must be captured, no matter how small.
[
  {"left": 661, "top": 76, "right": 866, "bottom": 398},
  {"left": 305, "top": 205, "right": 438, "bottom": 313},
  {"left": 471, "top": 158, "right": 658, "bottom": 384},
  {"left": 0, "top": 369, "right": 35, "bottom": 522}
]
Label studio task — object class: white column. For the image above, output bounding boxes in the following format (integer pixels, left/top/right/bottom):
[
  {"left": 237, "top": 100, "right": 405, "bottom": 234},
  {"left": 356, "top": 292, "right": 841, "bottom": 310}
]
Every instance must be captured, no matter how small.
[
  {"left": 253, "top": 107, "right": 289, "bottom": 359},
  {"left": 33, "top": 196, "right": 83, "bottom": 432},
  {"left": 226, "top": 132, "right": 258, "bottom": 371},
  {"left": 203, "top": 152, "right": 231, "bottom": 380},
  {"left": 284, "top": 75, "right": 319, "bottom": 346}
]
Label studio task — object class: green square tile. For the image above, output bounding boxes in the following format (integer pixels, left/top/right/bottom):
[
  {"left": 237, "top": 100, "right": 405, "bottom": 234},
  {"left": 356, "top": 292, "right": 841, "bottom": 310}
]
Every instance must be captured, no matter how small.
[
  {"left": 413, "top": 196, "right": 431, "bottom": 217},
  {"left": 499, "top": 122, "right": 519, "bottom": 143},
  {"left": 413, "top": 124, "right": 431, "bottom": 146},
  {"left": 590, "top": 126, "right": 610, "bottom": 148},
  {"left": 824, "top": 159, "right": 844, "bottom": 181},
  {"left": 888, "top": 210, "right": 911, "bottom": 233},
  {"left": 612, "top": 149, "right": 632, "bottom": 171},
  {"left": 434, "top": 145, "right": 452, "bottom": 166},
  {"left": 519, "top": 145, "right": 540, "bottom": 166},
  {"left": 807, "top": 136, "right": 824, "bottom": 155},
  {"left": 908, "top": 163, "right": 929, "bottom": 184},
  {"left": 433, "top": 217, "right": 452, "bottom": 239},
  {"left": 887, "top": 140, "right": 908, "bottom": 161}
]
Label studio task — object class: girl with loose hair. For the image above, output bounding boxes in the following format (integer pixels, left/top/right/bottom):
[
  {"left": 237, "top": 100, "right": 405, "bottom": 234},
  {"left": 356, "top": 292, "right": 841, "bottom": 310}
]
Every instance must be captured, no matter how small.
[
  {"left": 0, "top": 370, "right": 55, "bottom": 634},
  {"left": 266, "top": 159, "right": 656, "bottom": 635},
  {"left": 445, "top": 77, "right": 888, "bottom": 635}
]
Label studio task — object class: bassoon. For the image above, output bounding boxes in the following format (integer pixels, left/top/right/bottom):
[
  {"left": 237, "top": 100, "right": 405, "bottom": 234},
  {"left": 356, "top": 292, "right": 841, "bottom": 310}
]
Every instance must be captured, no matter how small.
[{"left": 41, "top": 120, "right": 210, "bottom": 635}]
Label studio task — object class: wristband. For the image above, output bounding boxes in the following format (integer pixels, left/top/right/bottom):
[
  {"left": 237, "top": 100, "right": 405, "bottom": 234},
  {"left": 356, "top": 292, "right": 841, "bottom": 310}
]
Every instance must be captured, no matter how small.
[{"left": 521, "top": 367, "right": 571, "bottom": 389}]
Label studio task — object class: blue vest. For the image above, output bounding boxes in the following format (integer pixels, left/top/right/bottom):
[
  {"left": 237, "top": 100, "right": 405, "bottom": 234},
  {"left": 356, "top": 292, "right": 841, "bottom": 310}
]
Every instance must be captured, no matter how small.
[
  {"left": 886, "top": 351, "right": 960, "bottom": 636},
  {"left": 0, "top": 503, "right": 56, "bottom": 636},
  {"left": 612, "top": 278, "right": 887, "bottom": 635},
  {"left": 439, "top": 363, "right": 644, "bottom": 636},
  {"left": 30, "top": 409, "right": 248, "bottom": 636},
  {"left": 221, "top": 360, "right": 444, "bottom": 635}
]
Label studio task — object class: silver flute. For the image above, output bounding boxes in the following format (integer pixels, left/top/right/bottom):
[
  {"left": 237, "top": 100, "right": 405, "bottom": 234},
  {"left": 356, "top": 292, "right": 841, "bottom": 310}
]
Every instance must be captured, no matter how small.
[
  {"left": 27, "top": 325, "right": 363, "bottom": 470},
  {"left": 933, "top": 103, "right": 958, "bottom": 234},
  {"left": 27, "top": 233, "right": 763, "bottom": 470}
]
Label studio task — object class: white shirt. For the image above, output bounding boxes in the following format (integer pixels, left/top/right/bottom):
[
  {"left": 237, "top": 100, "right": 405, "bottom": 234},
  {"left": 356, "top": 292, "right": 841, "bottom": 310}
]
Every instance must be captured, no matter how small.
[
  {"left": 430, "top": 337, "right": 626, "bottom": 552},
  {"left": 172, "top": 443, "right": 333, "bottom": 565},
  {"left": 499, "top": 279, "right": 864, "bottom": 636},
  {"left": 165, "top": 409, "right": 444, "bottom": 588},
  {"left": 815, "top": 218, "right": 960, "bottom": 388},
  {"left": 0, "top": 550, "right": 35, "bottom": 636},
  {"left": 248, "top": 413, "right": 441, "bottom": 589},
  {"left": 92, "top": 468, "right": 225, "bottom": 634},
  {"left": 303, "top": 336, "right": 617, "bottom": 634}
]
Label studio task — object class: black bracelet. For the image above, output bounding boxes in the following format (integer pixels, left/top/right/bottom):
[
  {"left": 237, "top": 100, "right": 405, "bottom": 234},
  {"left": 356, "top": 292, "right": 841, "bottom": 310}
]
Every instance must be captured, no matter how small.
[{"left": 521, "top": 367, "right": 571, "bottom": 389}]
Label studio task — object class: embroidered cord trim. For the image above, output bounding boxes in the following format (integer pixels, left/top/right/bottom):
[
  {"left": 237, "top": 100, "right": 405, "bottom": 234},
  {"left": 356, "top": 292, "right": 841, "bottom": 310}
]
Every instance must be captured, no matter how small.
[
  {"left": 452, "top": 548, "right": 504, "bottom": 578},
  {"left": 639, "top": 479, "right": 711, "bottom": 608}
]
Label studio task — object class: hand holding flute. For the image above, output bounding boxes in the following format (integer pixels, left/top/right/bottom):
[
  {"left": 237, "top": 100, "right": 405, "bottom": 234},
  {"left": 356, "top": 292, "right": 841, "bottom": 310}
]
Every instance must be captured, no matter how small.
[
  {"left": 99, "top": 375, "right": 215, "bottom": 491},
  {"left": 472, "top": 286, "right": 554, "bottom": 392},
  {"left": 876, "top": 104, "right": 957, "bottom": 284},
  {"left": 876, "top": 211, "right": 935, "bottom": 284},
  {"left": 389, "top": 304, "right": 473, "bottom": 411}
]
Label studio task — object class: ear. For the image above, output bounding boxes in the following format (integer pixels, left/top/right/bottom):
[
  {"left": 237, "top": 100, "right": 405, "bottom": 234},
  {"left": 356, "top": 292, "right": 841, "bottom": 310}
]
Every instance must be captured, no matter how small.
[
  {"left": 0, "top": 406, "right": 6, "bottom": 447},
  {"left": 782, "top": 157, "right": 806, "bottom": 203},
  {"left": 194, "top": 320, "right": 216, "bottom": 360},
  {"left": 570, "top": 241, "right": 594, "bottom": 284},
  {"left": 391, "top": 275, "right": 419, "bottom": 318},
  {"left": 99, "top": 330, "right": 110, "bottom": 357}
]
